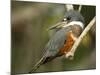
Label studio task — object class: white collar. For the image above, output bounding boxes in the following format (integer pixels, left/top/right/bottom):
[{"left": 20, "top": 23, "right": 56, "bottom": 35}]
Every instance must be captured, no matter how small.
[{"left": 63, "top": 21, "right": 84, "bottom": 29}]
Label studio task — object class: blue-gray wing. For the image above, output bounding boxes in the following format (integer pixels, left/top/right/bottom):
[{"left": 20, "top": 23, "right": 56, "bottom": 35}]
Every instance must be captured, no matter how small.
[{"left": 44, "top": 27, "right": 71, "bottom": 57}]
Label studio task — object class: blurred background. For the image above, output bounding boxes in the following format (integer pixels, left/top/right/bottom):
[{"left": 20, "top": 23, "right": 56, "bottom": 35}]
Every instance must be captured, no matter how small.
[{"left": 11, "top": 0, "right": 96, "bottom": 74}]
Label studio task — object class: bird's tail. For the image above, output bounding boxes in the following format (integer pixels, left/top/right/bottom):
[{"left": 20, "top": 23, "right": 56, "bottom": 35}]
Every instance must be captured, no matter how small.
[{"left": 29, "top": 55, "right": 46, "bottom": 73}]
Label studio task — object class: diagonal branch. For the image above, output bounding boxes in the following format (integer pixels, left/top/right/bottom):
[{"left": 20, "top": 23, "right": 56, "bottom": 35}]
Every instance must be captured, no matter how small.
[
  {"left": 65, "top": 16, "right": 96, "bottom": 60},
  {"left": 78, "top": 5, "right": 82, "bottom": 12},
  {"left": 65, "top": 4, "right": 74, "bottom": 11}
]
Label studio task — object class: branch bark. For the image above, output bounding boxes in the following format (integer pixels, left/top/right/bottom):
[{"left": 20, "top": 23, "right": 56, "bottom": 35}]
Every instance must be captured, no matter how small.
[
  {"left": 65, "top": 16, "right": 96, "bottom": 60},
  {"left": 65, "top": 4, "right": 74, "bottom": 11},
  {"left": 78, "top": 5, "right": 82, "bottom": 12}
]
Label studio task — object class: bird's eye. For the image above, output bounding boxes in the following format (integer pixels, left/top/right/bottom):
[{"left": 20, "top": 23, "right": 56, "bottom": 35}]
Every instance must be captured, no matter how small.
[
  {"left": 62, "top": 18, "right": 67, "bottom": 22},
  {"left": 62, "top": 16, "right": 71, "bottom": 22},
  {"left": 66, "top": 16, "right": 71, "bottom": 20}
]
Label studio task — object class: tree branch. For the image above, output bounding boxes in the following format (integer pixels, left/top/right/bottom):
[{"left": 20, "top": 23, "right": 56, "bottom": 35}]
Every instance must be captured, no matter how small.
[
  {"left": 65, "top": 4, "right": 74, "bottom": 11},
  {"left": 65, "top": 16, "right": 96, "bottom": 60},
  {"left": 78, "top": 5, "right": 82, "bottom": 12}
]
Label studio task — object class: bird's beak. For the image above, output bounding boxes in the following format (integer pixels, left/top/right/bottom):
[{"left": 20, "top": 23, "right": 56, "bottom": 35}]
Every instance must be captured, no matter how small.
[{"left": 48, "top": 21, "right": 68, "bottom": 30}]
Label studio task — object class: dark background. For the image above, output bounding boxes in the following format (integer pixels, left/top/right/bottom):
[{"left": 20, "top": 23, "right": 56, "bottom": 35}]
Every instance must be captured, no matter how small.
[{"left": 11, "top": 0, "right": 96, "bottom": 74}]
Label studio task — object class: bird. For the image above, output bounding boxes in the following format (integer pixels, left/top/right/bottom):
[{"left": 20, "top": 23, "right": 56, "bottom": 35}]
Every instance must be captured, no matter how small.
[{"left": 29, "top": 10, "right": 85, "bottom": 73}]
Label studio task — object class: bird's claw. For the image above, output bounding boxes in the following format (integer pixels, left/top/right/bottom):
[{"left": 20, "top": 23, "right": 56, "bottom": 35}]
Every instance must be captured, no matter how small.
[{"left": 65, "top": 52, "right": 74, "bottom": 60}]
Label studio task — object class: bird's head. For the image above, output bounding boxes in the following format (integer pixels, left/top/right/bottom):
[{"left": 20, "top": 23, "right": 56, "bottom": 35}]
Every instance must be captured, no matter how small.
[{"left": 48, "top": 10, "right": 85, "bottom": 30}]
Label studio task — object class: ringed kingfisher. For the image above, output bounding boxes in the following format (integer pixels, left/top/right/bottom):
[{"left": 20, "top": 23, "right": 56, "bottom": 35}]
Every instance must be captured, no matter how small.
[{"left": 29, "top": 10, "right": 85, "bottom": 73}]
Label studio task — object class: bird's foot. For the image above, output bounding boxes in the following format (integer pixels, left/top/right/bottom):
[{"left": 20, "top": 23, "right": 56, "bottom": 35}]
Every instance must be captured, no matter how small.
[{"left": 65, "top": 51, "right": 74, "bottom": 60}]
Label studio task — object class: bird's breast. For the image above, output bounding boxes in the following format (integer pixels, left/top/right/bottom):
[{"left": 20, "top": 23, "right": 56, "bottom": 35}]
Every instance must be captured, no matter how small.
[
  {"left": 58, "top": 25, "right": 82, "bottom": 55},
  {"left": 59, "top": 31, "right": 76, "bottom": 55}
]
